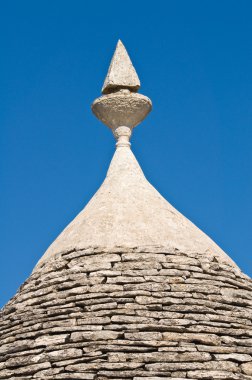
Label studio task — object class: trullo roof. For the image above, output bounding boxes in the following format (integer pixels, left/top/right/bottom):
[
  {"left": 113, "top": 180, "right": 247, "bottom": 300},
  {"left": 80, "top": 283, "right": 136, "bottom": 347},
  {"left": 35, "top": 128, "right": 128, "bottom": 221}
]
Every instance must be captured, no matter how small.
[{"left": 1, "top": 40, "right": 252, "bottom": 380}]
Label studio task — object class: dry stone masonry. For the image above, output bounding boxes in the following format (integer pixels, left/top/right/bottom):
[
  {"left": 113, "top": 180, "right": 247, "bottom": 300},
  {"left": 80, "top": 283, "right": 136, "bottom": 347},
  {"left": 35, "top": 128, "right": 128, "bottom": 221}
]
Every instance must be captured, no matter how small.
[
  {"left": 1, "top": 246, "right": 252, "bottom": 379},
  {"left": 1, "top": 40, "right": 252, "bottom": 380}
]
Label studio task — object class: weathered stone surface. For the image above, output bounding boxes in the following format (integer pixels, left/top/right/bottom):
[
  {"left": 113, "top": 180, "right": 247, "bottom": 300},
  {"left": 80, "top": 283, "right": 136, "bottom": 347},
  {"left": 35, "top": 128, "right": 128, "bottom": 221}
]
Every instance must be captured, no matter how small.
[
  {"left": 33, "top": 367, "right": 62, "bottom": 378},
  {"left": 66, "top": 362, "right": 144, "bottom": 371},
  {"left": 102, "top": 40, "right": 140, "bottom": 94},
  {"left": 1, "top": 246, "right": 251, "bottom": 379},
  {"left": 214, "top": 353, "right": 252, "bottom": 362},
  {"left": 162, "top": 332, "right": 221, "bottom": 345},
  {"left": 70, "top": 331, "right": 120, "bottom": 342},
  {"left": 1, "top": 42, "right": 252, "bottom": 380},
  {"left": 187, "top": 370, "right": 241, "bottom": 379},
  {"left": 47, "top": 348, "right": 83, "bottom": 361},
  {"left": 108, "top": 351, "right": 211, "bottom": 362},
  {"left": 54, "top": 374, "right": 95, "bottom": 379},
  {"left": 124, "top": 332, "right": 163, "bottom": 341},
  {"left": 241, "top": 362, "right": 252, "bottom": 375},
  {"left": 145, "top": 360, "right": 238, "bottom": 372},
  {"left": 35, "top": 334, "right": 70, "bottom": 346}
]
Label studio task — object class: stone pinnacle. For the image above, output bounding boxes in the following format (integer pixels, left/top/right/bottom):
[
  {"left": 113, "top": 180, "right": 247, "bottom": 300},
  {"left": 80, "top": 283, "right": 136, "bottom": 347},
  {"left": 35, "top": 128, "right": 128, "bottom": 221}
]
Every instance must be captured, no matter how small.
[
  {"left": 92, "top": 41, "right": 152, "bottom": 147},
  {"left": 102, "top": 40, "right": 140, "bottom": 94}
]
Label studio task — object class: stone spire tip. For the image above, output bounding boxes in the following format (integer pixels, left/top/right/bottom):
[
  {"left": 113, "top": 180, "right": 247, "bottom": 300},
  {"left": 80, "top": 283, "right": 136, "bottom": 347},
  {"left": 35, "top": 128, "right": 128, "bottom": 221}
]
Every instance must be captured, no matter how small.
[
  {"left": 92, "top": 41, "right": 152, "bottom": 147},
  {"left": 102, "top": 39, "right": 140, "bottom": 94}
]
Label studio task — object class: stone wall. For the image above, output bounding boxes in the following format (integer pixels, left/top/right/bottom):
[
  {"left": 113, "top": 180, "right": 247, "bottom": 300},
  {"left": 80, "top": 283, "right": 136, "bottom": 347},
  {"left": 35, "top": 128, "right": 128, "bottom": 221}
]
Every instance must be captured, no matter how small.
[{"left": 1, "top": 246, "right": 252, "bottom": 379}]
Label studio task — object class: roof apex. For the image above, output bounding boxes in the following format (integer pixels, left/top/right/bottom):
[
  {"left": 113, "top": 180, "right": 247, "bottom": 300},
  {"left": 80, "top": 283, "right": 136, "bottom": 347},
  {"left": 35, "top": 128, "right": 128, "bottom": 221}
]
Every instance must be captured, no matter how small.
[
  {"left": 102, "top": 40, "right": 140, "bottom": 94},
  {"left": 35, "top": 147, "right": 237, "bottom": 271}
]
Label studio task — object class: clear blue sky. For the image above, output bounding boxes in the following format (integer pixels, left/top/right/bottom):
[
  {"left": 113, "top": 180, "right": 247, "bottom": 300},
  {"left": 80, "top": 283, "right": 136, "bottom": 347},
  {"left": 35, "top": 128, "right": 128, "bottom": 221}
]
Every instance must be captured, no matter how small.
[{"left": 1, "top": 1, "right": 252, "bottom": 307}]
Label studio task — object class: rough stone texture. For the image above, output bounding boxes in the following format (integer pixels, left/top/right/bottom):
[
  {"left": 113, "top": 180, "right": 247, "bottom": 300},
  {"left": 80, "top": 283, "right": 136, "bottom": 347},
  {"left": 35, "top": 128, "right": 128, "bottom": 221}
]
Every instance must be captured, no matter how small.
[
  {"left": 36, "top": 146, "right": 238, "bottom": 270},
  {"left": 92, "top": 40, "right": 152, "bottom": 142},
  {"left": 1, "top": 246, "right": 252, "bottom": 379},
  {"left": 1, "top": 41, "right": 252, "bottom": 379},
  {"left": 92, "top": 91, "right": 152, "bottom": 130},
  {"left": 102, "top": 40, "right": 140, "bottom": 94}
]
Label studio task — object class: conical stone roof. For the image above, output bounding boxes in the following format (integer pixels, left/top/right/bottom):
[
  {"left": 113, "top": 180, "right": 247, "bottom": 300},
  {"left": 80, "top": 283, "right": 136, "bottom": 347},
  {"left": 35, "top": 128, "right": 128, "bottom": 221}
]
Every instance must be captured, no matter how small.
[{"left": 1, "top": 41, "right": 252, "bottom": 380}]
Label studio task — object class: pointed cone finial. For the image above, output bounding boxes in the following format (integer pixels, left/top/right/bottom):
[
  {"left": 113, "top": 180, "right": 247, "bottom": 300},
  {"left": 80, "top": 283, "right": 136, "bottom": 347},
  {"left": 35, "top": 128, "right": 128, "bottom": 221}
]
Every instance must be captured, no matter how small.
[
  {"left": 92, "top": 41, "right": 152, "bottom": 147},
  {"left": 102, "top": 40, "right": 140, "bottom": 94}
]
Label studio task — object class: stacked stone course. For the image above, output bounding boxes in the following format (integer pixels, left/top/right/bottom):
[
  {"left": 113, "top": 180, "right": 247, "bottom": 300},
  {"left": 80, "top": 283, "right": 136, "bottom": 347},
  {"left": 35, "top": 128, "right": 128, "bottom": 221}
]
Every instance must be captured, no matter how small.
[{"left": 1, "top": 246, "right": 252, "bottom": 379}]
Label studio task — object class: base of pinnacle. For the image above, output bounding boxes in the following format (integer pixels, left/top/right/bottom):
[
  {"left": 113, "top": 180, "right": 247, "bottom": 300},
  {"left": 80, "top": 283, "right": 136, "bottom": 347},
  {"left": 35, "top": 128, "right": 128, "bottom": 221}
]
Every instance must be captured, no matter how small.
[{"left": 91, "top": 91, "right": 152, "bottom": 131}]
